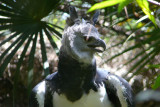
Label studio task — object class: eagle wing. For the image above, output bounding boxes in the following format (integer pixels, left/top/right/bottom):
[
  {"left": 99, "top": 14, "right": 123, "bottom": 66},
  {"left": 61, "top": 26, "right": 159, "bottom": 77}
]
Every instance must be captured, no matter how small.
[
  {"left": 96, "top": 68, "right": 134, "bottom": 107},
  {"left": 29, "top": 72, "right": 57, "bottom": 107}
]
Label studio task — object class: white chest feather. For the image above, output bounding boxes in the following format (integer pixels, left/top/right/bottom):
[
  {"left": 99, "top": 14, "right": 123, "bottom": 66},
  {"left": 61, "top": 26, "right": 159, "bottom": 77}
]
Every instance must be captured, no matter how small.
[
  {"left": 36, "top": 81, "right": 46, "bottom": 107},
  {"left": 53, "top": 83, "right": 112, "bottom": 107}
]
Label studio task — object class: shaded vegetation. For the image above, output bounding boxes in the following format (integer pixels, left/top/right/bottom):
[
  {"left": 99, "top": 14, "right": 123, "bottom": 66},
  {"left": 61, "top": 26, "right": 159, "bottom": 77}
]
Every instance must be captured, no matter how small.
[{"left": 0, "top": 0, "right": 160, "bottom": 106}]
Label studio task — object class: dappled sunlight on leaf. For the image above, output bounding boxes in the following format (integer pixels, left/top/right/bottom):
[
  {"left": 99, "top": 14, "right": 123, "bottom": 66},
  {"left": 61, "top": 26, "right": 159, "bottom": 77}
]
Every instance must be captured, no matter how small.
[{"left": 136, "top": 0, "right": 157, "bottom": 26}]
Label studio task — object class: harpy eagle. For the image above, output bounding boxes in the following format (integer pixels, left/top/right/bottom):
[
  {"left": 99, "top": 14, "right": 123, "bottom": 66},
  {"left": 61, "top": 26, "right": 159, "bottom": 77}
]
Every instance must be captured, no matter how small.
[{"left": 29, "top": 6, "right": 134, "bottom": 107}]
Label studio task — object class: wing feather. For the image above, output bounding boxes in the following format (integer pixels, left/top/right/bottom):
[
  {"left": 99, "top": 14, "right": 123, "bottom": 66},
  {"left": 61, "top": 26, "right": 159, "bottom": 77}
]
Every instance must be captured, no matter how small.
[{"left": 96, "top": 68, "right": 134, "bottom": 107}]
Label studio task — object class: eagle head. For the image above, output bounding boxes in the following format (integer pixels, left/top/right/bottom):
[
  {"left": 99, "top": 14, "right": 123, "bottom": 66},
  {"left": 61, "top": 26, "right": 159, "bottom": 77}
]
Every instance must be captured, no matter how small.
[{"left": 61, "top": 6, "right": 106, "bottom": 64}]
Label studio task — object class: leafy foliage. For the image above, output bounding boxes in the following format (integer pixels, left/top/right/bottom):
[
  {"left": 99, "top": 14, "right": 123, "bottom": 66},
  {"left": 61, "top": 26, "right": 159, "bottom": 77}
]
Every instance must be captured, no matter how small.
[
  {"left": 0, "top": 0, "right": 160, "bottom": 106},
  {"left": 0, "top": 0, "right": 63, "bottom": 105},
  {"left": 0, "top": 0, "right": 62, "bottom": 76},
  {"left": 89, "top": 0, "right": 160, "bottom": 90},
  {"left": 136, "top": 0, "right": 156, "bottom": 25},
  {"left": 88, "top": 0, "right": 156, "bottom": 26},
  {"left": 152, "top": 75, "right": 160, "bottom": 90},
  {"left": 88, "top": 0, "right": 125, "bottom": 12}
]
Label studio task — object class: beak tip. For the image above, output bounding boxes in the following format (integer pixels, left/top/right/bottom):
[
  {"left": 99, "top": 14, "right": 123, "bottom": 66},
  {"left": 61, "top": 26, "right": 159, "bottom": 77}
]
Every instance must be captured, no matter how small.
[{"left": 87, "top": 38, "right": 106, "bottom": 53}]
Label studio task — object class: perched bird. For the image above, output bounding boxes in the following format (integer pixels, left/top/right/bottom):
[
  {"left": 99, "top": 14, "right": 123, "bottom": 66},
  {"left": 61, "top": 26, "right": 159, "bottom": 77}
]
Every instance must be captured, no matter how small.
[{"left": 29, "top": 6, "right": 134, "bottom": 107}]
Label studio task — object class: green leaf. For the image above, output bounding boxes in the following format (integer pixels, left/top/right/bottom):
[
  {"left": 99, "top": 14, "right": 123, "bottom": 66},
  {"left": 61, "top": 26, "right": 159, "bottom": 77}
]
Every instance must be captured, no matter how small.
[
  {"left": 128, "top": 50, "right": 158, "bottom": 78},
  {"left": 46, "top": 24, "right": 62, "bottom": 38},
  {"left": 0, "top": 32, "right": 20, "bottom": 46},
  {"left": 27, "top": 34, "right": 38, "bottom": 95},
  {"left": 136, "top": 15, "right": 148, "bottom": 24},
  {"left": 152, "top": 75, "right": 160, "bottom": 90},
  {"left": 106, "top": 44, "right": 141, "bottom": 62},
  {"left": 0, "top": 34, "right": 22, "bottom": 63},
  {"left": 129, "top": 48, "right": 155, "bottom": 72},
  {"left": 136, "top": 0, "right": 156, "bottom": 26},
  {"left": 128, "top": 39, "right": 160, "bottom": 65},
  {"left": 48, "top": 23, "right": 63, "bottom": 31},
  {"left": 118, "top": 37, "right": 160, "bottom": 71},
  {"left": 0, "top": 0, "right": 15, "bottom": 8},
  {"left": 0, "top": 25, "right": 12, "bottom": 30},
  {"left": 40, "top": 30, "right": 50, "bottom": 76},
  {"left": 14, "top": 35, "right": 33, "bottom": 83},
  {"left": 0, "top": 0, "right": 62, "bottom": 79},
  {"left": 88, "top": 0, "right": 126, "bottom": 12},
  {"left": 0, "top": 30, "right": 12, "bottom": 38},
  {"left": 0, "top": 33, "right": 28, "bottom": 76},
  {"left": 44, "top": 28, "right": 59, "bottom": 55},
  {"left": 118, "top": 0, "right": 133, "bottom": 13},
  {"left": 13, "top": 34, "right": 33, "bottom": 105},
  {"left": 106, "top": 28, "right": 160, "bottom": 64},
  {"left": 0, "top": 3, "right": 13, "bottom": 12},
  {"left": 127, "top": 49, "right": 158, "bottom": 80},
  {"left": 148, "top": 64, "right": 160, "bottom": 69}
]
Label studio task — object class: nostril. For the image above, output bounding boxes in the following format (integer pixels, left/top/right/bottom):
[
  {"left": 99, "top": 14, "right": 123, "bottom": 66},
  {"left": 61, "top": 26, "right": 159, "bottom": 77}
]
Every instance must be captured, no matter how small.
[
  {"left": 83, "top": 36, "right": 87, "bottom": 41},
  {"left": 83, "top": 36, "right": 94, "bottom": 42}
]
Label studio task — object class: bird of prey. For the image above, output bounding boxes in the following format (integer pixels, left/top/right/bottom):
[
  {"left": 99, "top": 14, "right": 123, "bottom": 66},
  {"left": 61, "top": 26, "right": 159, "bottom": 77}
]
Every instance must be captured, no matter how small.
[{"left": 29, "top": 6, "right": 134, "bottom": 107}]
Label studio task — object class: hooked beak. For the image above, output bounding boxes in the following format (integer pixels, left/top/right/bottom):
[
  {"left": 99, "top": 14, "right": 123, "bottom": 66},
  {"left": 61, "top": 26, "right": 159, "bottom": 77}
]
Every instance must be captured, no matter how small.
[{"left": 87, "top": 38, "right": 106, "bottom": 53}]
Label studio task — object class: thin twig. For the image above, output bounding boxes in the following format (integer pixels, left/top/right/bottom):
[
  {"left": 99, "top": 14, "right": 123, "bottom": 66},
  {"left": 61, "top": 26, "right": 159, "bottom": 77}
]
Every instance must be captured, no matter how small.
[
  {"left": 148, "top": 0, "right": 160, "bottom": 6},
  {"left": 124, "top": 6, "right": 129, "bottom": 19}
]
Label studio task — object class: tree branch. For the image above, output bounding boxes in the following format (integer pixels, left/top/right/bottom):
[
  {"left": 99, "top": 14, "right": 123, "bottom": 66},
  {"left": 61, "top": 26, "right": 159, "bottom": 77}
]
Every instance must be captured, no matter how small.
[{"left": 148, "top": 0, "right": 160, "bottom": 6}]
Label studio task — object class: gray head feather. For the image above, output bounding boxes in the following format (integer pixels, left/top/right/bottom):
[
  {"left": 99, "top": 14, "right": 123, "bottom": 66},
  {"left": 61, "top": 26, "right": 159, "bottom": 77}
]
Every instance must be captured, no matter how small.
[{"left": 61, "top": 6, "right": 106, "bottom": 64}]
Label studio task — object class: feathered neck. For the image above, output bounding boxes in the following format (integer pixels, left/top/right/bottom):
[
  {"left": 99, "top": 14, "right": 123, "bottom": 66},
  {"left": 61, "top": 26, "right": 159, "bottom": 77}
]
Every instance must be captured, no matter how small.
[{"left": 57, "top": 46, "right": 98, "bottom": 102}]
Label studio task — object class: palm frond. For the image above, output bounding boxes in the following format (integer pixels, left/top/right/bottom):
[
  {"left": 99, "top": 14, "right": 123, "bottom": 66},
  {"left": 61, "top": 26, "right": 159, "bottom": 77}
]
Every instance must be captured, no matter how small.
[
  {"left": 13, "top": 34, "right": 33, "bottom": 105},
  {"left": 0, "top": 34, "right": 22, "bottom": 63},
  {"left": 0, "top": 0, "right": 63, "bottom": 76},
  {"left": 44, "top": 28, "right": 59, "bottom": 53},
  {"left": 27, "top": 34, "right": 38, "bottom": 95},
  {"left": 0, "top": 1, "right": 63, "bottom": 104},
  {"left": 40, "top": 30, "right": 50, "bottom": 76}
]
